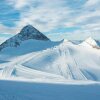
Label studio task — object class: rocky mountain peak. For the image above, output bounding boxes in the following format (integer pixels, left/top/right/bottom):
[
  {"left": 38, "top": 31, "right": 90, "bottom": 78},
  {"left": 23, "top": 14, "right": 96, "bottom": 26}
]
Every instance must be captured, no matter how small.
[{"left": 0, "top": 25, "right": 49, "bottom": 50}]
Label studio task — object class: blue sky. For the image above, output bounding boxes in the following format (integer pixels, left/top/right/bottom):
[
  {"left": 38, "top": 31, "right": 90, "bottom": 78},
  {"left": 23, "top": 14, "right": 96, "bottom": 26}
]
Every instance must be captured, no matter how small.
[{"left": 0, "top": 0, "right": 100, "bottom": 41}]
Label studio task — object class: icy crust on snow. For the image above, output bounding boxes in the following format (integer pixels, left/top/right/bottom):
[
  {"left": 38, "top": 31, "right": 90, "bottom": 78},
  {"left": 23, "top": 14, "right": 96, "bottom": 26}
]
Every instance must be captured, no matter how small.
[{"left": 0, "top": 39, "right": 100, "bottom": 81}]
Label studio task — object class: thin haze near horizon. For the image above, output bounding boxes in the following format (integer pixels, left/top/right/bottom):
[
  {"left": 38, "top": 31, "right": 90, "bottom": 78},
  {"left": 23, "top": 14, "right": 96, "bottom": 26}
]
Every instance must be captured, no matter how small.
[{"left": 0, "top": 0, "right": 100, "bottom": 41}]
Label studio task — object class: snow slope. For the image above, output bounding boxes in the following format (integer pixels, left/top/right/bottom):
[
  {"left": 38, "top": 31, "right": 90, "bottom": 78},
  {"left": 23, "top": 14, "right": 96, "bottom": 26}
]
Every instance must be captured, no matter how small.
[
  {"left": 0, "top": 80, "right": 100, "bottom": 100},
  {"left": 80, "top": 37, "right": 100, "bottom": 48},
  {"left": 0, "top": 38, "right": 100, "bottom": 81}
]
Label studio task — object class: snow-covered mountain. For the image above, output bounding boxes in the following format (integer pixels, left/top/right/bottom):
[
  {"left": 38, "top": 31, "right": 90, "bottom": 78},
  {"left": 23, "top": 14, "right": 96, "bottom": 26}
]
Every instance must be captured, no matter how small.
[
  {"left": 80, "top": 37, "right": 100, "bottom": 49},
  {"left": 0, "top": 25, "right": 49, "bottom": 50},
  {"left": 0, "top": 36, "right": 100, "bottom": 81},
  {"left": 0, "top": 26, "right": 100, "bottom": 82},
  {"left": 0, "top": 30, "right": 100, "bottom": 100}
]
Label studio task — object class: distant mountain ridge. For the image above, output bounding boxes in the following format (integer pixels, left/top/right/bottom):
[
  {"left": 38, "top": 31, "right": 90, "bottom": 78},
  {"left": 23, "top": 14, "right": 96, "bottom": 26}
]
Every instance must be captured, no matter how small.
[
  {"left": 80, "top": 37, "right": 100, "bottom": 49},
  {"left": 0, "top": 25, "right": 49, "bottom": 50}
]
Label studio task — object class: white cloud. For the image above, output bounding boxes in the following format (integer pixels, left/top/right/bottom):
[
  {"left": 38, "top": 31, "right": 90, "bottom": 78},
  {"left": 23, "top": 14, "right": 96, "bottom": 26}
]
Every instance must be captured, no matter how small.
[
  {"left": 2, "top": 0, "right": 100, "bottom": 40},
  {"left": 11, "top": 0, "right": 72, "bottom": 32},
  {"left": 0, "top": 24, "right": 19, "bottom": 34},
  {"left": 84, "top": 0, "right": 100, "bottom": 7},
  {"left": 7, "top": 0, "right": 31, "bottom": 9}
]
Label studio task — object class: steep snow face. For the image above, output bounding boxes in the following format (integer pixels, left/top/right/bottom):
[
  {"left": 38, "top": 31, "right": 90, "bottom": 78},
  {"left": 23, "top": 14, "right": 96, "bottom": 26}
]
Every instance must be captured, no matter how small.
[
  {"left": 0, "top": 40, "right": 61, "bottom": 60},
  {"left": 80, "top": 37, "right": 99, "bottom": 48},
  {"left": 0, "top": 39, "right": 100, "bottom": 81},
  {"left": 0, "top": 25, "right": 49, "bottom": 50}
]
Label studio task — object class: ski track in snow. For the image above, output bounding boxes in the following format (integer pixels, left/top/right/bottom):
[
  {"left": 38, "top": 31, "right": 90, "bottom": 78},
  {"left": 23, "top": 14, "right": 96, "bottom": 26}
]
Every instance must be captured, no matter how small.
[{"left": 1, "top": 52, "right": 40, "bottom": 78}]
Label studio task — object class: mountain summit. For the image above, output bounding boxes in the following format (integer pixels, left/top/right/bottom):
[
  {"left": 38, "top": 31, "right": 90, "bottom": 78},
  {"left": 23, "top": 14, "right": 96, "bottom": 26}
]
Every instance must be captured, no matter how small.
[
  {"left": 80, "top": 37, "right": 100, "bottom": 49},
  {"left": 0, "top": 25, "right": 49, "bottom": 50},
  {"left": 19, "top": 25, "right": 49, "bottom": 41}
]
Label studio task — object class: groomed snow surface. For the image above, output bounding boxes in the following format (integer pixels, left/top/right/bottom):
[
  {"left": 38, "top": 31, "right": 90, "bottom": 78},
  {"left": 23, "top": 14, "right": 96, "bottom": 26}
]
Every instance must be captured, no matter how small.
[{"left": 0, "top": 37, "right": 100, "bottom": 99}]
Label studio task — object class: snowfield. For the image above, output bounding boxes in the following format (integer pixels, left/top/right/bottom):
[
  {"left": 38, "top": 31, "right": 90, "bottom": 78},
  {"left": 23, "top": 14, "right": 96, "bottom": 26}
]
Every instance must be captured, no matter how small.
[
  {"left": 0, "top": 38, "right": 100, "bottom": 81},
  {"left": 0, "top": 80, "right": 100, "bottom": 100},
  {"left": 0, "top": 25, "right": 100, "bottom": 100},
  {"left": 0, "top": 38, "right": 100, "bottom": 100}
]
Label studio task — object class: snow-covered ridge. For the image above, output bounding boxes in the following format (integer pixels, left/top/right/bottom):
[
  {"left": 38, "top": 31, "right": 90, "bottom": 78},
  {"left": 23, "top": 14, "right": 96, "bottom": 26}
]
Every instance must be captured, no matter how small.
[{"left": 80, "top": 37, "right": 100, "bottom": 49}]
